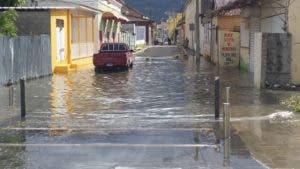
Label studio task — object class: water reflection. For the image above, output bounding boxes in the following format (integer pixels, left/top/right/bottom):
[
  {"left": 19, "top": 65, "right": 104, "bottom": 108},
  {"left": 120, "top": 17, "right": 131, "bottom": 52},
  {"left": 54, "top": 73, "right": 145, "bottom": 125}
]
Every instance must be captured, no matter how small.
[
  {"left": 8, "top": 86, "right": 13, "bottom": 107},
  {"left": 223, "top": 137, "right": 231, "bottom": 167},
  {"left": 50, "top": 75, "right": 71, "bottom": 136},
  {"left": 0, "top": 130, "right": 26, "bottom": 168},
  {"left": 232, "top": 114, "right": 299, "bottom": 168},
  {"left": 193, "top": 128, "right": 201, "bottom": 161}
]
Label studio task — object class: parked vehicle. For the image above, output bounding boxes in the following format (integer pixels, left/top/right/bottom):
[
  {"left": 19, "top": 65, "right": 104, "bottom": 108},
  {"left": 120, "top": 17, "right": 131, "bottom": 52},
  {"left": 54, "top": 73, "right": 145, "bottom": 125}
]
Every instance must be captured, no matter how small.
[
  {"left": 93, "top": 43, "right": 135, "bottom": 71},
  {"left": 154, "top": 38, "right": 163, "bottom": 45}
]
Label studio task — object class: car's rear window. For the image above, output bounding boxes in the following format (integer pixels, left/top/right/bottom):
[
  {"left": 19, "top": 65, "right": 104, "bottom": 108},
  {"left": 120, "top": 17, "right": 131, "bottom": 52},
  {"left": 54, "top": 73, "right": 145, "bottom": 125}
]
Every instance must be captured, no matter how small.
[
  {"left": 101, "top": 43, "right": 127, "bottom": 52},
  {"left": 119, "top": 44, "right": 126, "bottom": 51},
  {"left": 101, "top": 44, "right": 108, "bottom": 50},
  {"left": 109, "top": 44, "right": 114, "bottom": 51}
]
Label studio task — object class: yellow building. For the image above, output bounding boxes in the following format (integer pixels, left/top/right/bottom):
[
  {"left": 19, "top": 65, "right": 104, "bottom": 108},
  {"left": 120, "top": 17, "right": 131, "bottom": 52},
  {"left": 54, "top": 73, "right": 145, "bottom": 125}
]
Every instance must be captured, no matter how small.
[
  {"left": 49, "top": 0, "right": 127, "bottom": 73},
  {"left": 6, "top": 0, "right": 129, "bottom": 74},
  {"left": 167, "top": 17, "right": 176, "bottom": 38},
  {"left": 10, "top": 1, "right": 100, "bottom": 74},
  {"left": 167, "top": 13, "right": 183, "bottom": 39},
  {"left": 49, "top": 7, "right": 99, "bottom": 73}
]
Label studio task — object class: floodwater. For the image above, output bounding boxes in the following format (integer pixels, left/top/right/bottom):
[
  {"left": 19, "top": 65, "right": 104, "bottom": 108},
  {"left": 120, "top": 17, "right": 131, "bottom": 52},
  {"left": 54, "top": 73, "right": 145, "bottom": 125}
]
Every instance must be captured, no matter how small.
[{"left": 0, "top": 46, "right": 299, "bottom": 169}]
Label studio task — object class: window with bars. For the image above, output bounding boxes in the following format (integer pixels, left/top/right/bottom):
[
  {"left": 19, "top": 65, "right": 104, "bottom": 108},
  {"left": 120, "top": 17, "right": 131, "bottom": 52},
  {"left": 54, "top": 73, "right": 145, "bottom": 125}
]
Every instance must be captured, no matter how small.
[
  {"left": 71, "top": 16, "right": 94, "bottom": 44},
  {"left": 71, "top": 15, "right": 94, "bottom": 58},
  {"left": 101, "top": 43, "right": 127, "bottom": 52},
  {"left": 71, "top": 18, "right": 79, "bottom": 43},
  {"left": 87, "top": 18, "right": 93, "bottom": 42}
]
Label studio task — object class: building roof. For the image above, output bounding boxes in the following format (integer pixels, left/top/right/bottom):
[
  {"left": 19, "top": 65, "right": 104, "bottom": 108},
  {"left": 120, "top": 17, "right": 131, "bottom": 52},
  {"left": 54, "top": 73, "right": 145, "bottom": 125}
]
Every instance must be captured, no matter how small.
[
  {"left": 121, "top": 3, "right": 153, "bottom": 23},
  {"left": 0, "top": 6, "right": 74, "bottom": 10},
  {"left": 62, "top": 0, "right": 101, "bottom": 11},
  {"left": 125, "top": 16, "right": 151, "bottom": 22},
  {"left": 0, "top": 0, "right": 100, "bottom": 13}
]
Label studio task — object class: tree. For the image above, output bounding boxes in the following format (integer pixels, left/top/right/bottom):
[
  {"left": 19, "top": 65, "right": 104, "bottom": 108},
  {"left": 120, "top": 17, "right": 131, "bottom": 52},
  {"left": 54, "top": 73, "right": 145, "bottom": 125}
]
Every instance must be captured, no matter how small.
[
  {"left": 0, "top": 0, "right": 26, "bottom": 36},
  {"left": 0, "top": 0, "right": 26, "bottom": 7},
  {"left": 0, "top": 9, "right": 18, "bottom": 36}
]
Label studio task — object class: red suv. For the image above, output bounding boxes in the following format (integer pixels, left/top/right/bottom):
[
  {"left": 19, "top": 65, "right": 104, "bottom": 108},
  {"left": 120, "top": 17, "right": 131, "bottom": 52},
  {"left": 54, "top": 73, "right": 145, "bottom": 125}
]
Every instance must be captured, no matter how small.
[{"left": 93, "top": 43, "right": 135, "bottom": 70}]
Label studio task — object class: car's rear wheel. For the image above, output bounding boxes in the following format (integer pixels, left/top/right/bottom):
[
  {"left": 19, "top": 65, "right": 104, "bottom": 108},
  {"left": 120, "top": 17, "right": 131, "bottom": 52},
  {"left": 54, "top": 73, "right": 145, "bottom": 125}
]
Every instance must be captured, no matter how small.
[
  {"left": 123, "top": 66, "right": 129, "bottom": 71},
  {"left": 94, "top": 66, "right": 102, "bottom": 73}
]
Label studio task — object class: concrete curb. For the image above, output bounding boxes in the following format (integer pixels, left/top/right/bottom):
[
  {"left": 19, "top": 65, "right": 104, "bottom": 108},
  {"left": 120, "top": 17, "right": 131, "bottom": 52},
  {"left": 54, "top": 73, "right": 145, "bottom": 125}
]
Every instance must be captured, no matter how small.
[
  {"left": 181, "top": 46, "right": 188, "bottom": 55},
  {"left": 134, "top": 46, "right": 152, "bottom": 55},
  {"left": 181, "top": 46, "right": 195, "bottom": 56}
]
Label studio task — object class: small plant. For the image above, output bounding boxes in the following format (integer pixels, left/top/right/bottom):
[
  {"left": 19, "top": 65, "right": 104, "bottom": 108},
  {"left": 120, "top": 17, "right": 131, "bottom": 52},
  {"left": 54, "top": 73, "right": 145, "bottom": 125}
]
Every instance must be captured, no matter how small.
[
  {"left": 0, "top": 9, "right": 18, "bottom": 36},
  {"left": 281, "top": 96, "right": 300, "bottom": 112},
  {"left": 0, "top": 0, "right": 26, "bottom": 7},
  {"left": 0, "top": 0, "right": 26, "bottom": 36}
]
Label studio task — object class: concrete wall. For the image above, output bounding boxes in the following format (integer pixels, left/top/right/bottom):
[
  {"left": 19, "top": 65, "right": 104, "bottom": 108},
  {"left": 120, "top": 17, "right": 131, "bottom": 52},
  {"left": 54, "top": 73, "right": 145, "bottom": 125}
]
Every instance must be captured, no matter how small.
[
  {"left": 218, "top": 31, "right": 240, "bottom": 67},
  {"left": 218, "top": 16, "right": 241, "bottom": 31},
  {"left": 135, "top": 25, "right": 146, "bottom": 46},
  {"left": 184, "top": 0, "right": 197, "bottom": 50},
  {"left": 242, "top": 1, "right": 287, "bottom": 72},
  {"left": 289, "top": 0, "right": 300, "bottom": 84},
  {"left": 254, "top": 33, "right": 291, "bottom": 88},
  {"left": 16, "top": 11, "right": 51, "bottom": 36},
  {"left": 202, "top": 23, "right": 211, "bottom": 57},
  {"left": 254, "top": 33, "right": 263, "bottom": 88},
  {"left": 240, "top": 17, "right": 250, "bottom": 70},
  {"left": 264, "top": 34, "right": 291, "bottom": 84},
  {"left": 240, "top": 8, "right": 261, "bottom": 73},
  {"left": 200, "top": 24, "right": 205, "bottom": 54},
  {"left": 95, "top": 13, "right": 102, "bottom": 52}
]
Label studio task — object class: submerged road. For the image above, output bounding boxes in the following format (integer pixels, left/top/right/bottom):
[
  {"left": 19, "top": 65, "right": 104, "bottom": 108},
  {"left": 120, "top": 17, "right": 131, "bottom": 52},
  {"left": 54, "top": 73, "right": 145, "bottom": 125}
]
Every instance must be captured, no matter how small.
[{"left": 0, "top": 46, "right": 267, "bottom": 169}]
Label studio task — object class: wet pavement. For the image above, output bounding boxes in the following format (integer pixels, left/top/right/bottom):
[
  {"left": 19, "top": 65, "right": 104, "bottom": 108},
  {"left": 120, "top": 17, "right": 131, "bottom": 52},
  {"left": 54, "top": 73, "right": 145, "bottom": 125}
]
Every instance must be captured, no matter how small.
[{"left": 0, "top": 46, "right": 299, "bottom": 168}]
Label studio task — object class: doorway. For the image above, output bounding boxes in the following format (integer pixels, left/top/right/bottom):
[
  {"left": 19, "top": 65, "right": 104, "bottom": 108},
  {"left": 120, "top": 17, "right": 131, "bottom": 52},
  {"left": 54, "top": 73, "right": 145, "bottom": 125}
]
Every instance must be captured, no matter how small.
[{"left": 56, "top": 19, "right": 65, "bottom": 62}]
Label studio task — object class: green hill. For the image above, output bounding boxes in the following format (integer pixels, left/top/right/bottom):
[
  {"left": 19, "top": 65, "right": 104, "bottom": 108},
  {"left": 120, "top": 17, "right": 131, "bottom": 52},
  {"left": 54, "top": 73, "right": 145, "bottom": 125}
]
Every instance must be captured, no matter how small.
[{"left": 125, "top": 0, "right": 184, "bottom": 22}]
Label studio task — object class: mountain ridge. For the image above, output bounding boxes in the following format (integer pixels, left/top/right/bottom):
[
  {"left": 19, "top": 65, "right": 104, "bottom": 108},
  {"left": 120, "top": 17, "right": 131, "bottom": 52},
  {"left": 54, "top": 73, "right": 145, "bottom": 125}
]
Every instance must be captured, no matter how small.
[{"left": 124, "top": 0, "right": 184, "bottom": 22}]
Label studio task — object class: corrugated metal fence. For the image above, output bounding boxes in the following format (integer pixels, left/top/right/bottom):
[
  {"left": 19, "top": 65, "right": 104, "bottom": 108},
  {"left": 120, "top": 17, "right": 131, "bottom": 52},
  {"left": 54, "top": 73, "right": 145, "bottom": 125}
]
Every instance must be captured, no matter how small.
[{"left": 0, "top": 35, "right": 52, "bottom": 86}]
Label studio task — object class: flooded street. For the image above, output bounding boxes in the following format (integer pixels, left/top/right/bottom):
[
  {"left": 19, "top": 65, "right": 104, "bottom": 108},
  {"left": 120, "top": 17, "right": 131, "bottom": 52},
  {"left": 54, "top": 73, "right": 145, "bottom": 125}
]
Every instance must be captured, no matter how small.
[{"left": 0, "top": 46, "right": 299, "bottom": 169}]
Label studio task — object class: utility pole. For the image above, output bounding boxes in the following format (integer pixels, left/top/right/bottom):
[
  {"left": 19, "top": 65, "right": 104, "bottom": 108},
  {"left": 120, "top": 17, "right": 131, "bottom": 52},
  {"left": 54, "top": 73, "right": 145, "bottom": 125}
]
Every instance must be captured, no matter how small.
[{"left": 195, "top": 0, "right": 200, "bottom": 61}]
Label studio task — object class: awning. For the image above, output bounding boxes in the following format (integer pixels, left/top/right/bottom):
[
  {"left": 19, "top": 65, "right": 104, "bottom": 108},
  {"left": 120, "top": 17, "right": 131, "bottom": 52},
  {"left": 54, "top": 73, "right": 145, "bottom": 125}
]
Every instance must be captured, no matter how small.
[
  {"left": 102, "top": 11, "right": 129, "bottom": 22},
  {"left": 125, "top": 16, "right": 153, "bottom": 23}
]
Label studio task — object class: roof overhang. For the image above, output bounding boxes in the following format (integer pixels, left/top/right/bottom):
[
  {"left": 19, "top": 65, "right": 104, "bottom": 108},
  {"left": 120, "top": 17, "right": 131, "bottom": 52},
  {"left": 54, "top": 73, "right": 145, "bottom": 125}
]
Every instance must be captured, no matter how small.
[
  {"left": 125, "top": 15, "right": 153, "bottom": 24},
  {"left": 76, "top": 6, "right": 101, "bottom": 14},
  {"left": 0, "top": 6, "right": 75, "bottom": 10},
  {"left": 0, "top": 0, "right": 102, "bottom": 14},
  {"left": 102, "top": 11, "right": 129, "bottom": 22},
  {"left": 0, "top": 5, "right": 100, "bottom": 15}
]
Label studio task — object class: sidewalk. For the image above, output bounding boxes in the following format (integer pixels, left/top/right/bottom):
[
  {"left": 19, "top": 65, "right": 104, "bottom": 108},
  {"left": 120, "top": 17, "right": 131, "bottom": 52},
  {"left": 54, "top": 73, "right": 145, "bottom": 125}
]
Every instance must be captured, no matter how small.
[
  {"left": 182, "top": 48, "right": 300, "bottom": 169},
  {"left": 181, "top": 46, "right": 195, "bottom": 57}
]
